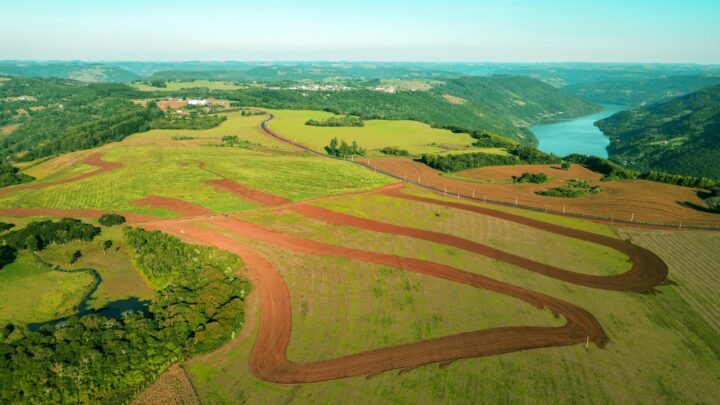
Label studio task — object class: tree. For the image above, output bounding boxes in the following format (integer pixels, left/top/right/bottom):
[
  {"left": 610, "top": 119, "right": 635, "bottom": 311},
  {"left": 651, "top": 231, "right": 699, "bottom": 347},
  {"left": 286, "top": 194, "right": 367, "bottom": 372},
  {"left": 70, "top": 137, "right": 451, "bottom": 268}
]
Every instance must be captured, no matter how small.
[
  {"left": 24, "top": 234, "right": 43, "bottom": 252},
  {"left": 0, "top": 245, "right": 17, "bottom": 269},
  {"left": 706, "top": 196, "right": 720, "bottom": 213},
  {"left": 561, "top": 161, "right": 571, "bottom": 170},
  {"left": 70, "top": 250, "right": 82, "bottom": 264},
  {"left": 102, "top": 240, "right": 113, "bottom": 256},
  {"left": 98, "top": 214, "right": 126, "bottom": 227}
]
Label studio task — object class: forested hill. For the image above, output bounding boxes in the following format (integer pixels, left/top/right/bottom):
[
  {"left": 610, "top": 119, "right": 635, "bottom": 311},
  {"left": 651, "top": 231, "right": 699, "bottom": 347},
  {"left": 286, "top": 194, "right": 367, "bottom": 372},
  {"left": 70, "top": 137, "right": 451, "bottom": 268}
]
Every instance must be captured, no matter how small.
[
  {"left": 208, "top": 75, "right": 599, "bottom": 145},
  {"left": 0, "top": 75, "right": 598, "bottom": 162},
  {"left": 563, "top": 75, "right": 720, "bottom": 106},
  {"left": 0, "top": 77, "right": 158, "bottom": 161},
  {"left": 597, "top": 84, "right": 720, "bottom": 180}
]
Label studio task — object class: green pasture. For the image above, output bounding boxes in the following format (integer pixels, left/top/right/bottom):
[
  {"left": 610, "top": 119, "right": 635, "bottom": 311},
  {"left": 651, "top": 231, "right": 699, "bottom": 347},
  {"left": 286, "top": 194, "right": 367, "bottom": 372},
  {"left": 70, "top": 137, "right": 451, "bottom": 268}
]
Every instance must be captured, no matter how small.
[
  {"left": 0, "top": 252, "right": 95, "bottom": 324},
  {"left": 0, "top": 143, "right": 393, "bottom": 216},
  {"left": 187, "top": 200, "right": 720, "bottom": 404},
  {"left": 266, "top": 109, "right": 477, "bottom": 155}
]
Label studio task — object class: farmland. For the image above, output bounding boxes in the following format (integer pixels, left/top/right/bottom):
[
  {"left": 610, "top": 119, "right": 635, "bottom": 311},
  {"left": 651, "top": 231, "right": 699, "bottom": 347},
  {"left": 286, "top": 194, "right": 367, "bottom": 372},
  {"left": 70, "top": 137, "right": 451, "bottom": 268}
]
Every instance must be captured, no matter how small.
[
  {"left": 265, "top": 109, "right": 477, "bottom": 155},
  {"left": 0, "top": 108, "right": 718, "bottom": 403}
]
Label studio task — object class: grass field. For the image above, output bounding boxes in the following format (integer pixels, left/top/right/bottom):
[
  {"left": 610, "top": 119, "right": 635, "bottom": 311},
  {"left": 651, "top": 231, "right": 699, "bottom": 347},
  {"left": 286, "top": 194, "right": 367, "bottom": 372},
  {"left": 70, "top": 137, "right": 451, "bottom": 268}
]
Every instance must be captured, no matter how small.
[
  {"left": 131, "top": 80, "right": 244, "bottom": 91},
  {"left": 38, "top": 227, "right": 154, "bottom": 308},
  {"left": 311, "top": 192, "right": 631, "bottom": 277},
  {"left": 266, "top": 109, "right": 477, "bottom": 155},
  {"left": 0, "top": 133, "right": 393, "bottom": 216},
  {"left": 0, "top": 251, "right": 96, "bottom": 324},
  {"left": 184, "top": 196, "right": 720, "bottom": 404},
  {"left": 617, "top": 228, "right": 720, "bottom": 335}
]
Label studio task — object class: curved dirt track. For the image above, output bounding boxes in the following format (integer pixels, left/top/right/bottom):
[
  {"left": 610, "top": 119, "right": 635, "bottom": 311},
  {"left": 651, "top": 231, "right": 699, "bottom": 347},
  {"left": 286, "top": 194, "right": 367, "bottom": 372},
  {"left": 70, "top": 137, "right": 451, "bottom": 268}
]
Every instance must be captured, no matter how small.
[
  {"left": 0, "top": 152, "right": 121, "bottom": 197},
  {"left": 379, "top": 186, "right": 668, "bottom": 291},
  {"left": 202, "top": 177, "right": 667, "bottom": 292},
  {"left": 146, "top": 216, "right": 607, "bottom": 383}
]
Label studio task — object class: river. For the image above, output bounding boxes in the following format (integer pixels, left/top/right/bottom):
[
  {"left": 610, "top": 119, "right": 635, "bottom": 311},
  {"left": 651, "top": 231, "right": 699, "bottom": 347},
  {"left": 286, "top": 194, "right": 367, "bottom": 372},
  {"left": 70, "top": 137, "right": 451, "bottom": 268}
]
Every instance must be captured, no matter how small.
[{"left": 530, "top": 104, "right": 627, "bottom": 158}]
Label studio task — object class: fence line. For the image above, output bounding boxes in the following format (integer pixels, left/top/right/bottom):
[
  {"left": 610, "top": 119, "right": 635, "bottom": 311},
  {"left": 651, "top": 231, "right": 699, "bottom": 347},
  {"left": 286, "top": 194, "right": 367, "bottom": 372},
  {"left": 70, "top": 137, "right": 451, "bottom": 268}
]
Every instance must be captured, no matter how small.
[{"left": 260, "top": 115, "right": 720, "bottom": 232}]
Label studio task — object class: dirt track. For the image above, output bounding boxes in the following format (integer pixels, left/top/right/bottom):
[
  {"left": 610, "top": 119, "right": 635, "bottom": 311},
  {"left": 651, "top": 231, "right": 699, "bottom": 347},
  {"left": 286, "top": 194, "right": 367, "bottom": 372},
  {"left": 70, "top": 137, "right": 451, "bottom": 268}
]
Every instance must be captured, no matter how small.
[
  {"left": 146, "top": 216, "right": 607, "bottom": 383},
  {"left": 206, "top": 178, "right": 667, "bottom": 292}
]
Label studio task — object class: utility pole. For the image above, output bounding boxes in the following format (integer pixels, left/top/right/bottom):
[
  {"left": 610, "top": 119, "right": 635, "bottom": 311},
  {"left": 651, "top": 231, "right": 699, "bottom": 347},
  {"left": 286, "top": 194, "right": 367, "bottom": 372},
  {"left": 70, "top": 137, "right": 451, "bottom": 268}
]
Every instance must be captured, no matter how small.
[{"left": 630, "top": 213, "right": 634, "bottom": 222}]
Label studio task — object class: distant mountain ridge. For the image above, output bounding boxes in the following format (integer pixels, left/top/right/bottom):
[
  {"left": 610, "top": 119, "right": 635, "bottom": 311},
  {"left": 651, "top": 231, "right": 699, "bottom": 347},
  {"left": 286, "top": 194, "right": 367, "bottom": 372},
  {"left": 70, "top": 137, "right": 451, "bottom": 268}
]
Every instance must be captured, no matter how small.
[{"left": 597, "top": 84, "right": 720, "bottom": 180}]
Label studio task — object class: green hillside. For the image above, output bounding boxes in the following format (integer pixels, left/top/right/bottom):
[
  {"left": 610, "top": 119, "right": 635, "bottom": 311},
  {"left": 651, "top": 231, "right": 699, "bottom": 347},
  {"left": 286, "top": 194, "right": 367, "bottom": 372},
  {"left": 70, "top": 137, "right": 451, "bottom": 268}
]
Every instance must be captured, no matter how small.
[
  {"left": 597, "top": 84, "right": 720, "bottom": 179},
  {"left": 564, "top": 75, "right": 720, "bottom": 106}
]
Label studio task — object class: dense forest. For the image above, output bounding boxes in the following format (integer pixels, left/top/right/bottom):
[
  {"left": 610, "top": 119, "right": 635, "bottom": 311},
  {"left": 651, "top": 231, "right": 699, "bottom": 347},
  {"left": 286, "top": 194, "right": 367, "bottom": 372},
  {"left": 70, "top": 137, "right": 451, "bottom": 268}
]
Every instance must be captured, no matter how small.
[
  {"left": 597, "top": 84, "right": 720, "bottom": 180},
  {"left": 306, "top": 115, "right": 364, "bottom": 127},
  {"left": 563, "top": 75, "right": 720, "bottom": 106},
  {"left": 0, "top": 226, "right": 248, "bottom": 403}
]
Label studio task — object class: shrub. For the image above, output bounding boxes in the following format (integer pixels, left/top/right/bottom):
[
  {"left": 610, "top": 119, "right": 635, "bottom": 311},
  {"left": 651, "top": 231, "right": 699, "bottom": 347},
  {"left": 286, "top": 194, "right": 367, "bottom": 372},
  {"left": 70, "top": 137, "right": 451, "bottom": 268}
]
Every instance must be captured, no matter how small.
[
  {"left": 561, "top": 161, "right": 571, "bottom": 170},
  {"left": 537, "top": 179, "right": 603, "bottom": 198},
  {"left": 379, "top": 146, "right": 410, "bottom": 156},
  {"left": 98, "top": 214, "right": 126, "bottom": 227},
  {"left": 512, "top": 172, "right": 549, "bottom": 184}
]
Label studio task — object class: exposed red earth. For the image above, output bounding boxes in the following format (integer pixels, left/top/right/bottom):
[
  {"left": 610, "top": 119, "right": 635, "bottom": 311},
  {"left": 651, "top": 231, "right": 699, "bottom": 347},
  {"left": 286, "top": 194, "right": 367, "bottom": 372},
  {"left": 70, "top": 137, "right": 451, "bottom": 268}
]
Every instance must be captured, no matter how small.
[{"left": 364, "top": 157, "right": 720, "bottom": 227}]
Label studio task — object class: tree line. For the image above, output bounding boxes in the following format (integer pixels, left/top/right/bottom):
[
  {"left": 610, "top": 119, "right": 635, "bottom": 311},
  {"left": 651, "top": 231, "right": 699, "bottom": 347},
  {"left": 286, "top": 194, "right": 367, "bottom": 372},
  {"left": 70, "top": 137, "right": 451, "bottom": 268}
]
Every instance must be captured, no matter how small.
[{"left": 0, "top": 226, "right": 249, "bottom": 403}]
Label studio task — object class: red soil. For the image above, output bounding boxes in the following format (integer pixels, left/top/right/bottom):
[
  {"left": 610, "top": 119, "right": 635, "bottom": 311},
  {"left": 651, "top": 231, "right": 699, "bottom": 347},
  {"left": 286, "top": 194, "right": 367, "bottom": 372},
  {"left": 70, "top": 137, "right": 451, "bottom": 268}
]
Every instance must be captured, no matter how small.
[
  {"left": 134, "top": 196, "right": 213, "bottom": 217},
  {"left": 366, "top": 157, "right": 720, "bottom": 227},
  {"left": 0, "top": 152, "right": 121, "bottom": 197}
]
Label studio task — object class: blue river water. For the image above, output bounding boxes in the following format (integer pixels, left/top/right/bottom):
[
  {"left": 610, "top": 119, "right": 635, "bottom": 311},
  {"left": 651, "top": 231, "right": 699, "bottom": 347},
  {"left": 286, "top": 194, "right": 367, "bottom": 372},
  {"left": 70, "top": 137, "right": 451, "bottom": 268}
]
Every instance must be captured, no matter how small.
[{"left": 530, "top": 104, "right": 627, "bottom": 158}]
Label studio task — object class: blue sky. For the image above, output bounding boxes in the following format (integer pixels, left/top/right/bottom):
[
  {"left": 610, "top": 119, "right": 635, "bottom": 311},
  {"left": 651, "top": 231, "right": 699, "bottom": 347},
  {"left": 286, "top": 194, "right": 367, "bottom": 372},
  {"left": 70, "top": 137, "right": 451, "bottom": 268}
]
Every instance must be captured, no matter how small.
[{"left": 1, "top": 0, "right": 719, "bottom": 62}]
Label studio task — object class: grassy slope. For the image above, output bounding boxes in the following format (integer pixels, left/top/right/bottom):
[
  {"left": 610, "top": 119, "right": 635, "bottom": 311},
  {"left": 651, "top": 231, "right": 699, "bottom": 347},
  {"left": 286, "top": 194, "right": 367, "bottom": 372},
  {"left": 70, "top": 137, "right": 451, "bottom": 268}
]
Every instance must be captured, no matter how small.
[
  {"left": 0, "top": 114, "right": 394, "bottom": 215},
  {"left": 266, "top": 109, "right": 477, "bottom": 155},
  {"left": 186, "top": 192, "right": 720, "bottom": 404},
  {"left": 0, "top": 251, "right": 95, "bottom": 323}
]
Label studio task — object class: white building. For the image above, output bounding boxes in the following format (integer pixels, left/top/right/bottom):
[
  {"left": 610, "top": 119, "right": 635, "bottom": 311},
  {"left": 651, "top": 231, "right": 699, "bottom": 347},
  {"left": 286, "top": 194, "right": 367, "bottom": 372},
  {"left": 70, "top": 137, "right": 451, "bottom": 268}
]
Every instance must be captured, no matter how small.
[{"left": 188, "top": 99, "right": 209, "bottom": 106}]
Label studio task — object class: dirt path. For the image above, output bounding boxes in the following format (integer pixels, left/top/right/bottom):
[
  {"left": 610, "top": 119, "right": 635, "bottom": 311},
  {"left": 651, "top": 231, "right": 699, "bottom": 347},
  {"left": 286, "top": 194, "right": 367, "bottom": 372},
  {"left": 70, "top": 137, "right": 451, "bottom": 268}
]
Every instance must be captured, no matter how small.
[
  {"left": 0, "top": 152, "right": 121, "bottom": 197},
  {"left": 145, "top": 218, "right": 607, "bottom": 383},
  {"left": 201, "top": 177, "right": 667, "bottom": 292}
]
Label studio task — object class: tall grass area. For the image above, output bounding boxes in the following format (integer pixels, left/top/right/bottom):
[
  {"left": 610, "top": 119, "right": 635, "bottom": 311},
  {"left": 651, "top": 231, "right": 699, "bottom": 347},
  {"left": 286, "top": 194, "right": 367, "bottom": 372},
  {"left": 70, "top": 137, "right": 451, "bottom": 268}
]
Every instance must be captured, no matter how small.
[{"left": 266, "top": 109, "right": 477, "bottom": 155}]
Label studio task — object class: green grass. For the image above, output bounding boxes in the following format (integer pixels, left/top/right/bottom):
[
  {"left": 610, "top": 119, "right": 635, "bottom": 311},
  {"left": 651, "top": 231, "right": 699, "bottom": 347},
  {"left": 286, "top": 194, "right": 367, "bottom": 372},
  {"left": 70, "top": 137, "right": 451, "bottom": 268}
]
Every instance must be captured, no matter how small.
[
  {"left": 38, "top": 227, "right": 154, "bottom": 308},
  {"left": 311, "top": 193, "right": 630, "bottom": 277},
  {"left": 186, "top": 200, "right": 720, "bottom": 404},
  {"left": 0, "top": 251, "right": 95, "bottom": 323},
  {"left": 126, "top": 112, "right": 295, "bottom": 151},
  {"left": 403, "top": 185, "right": 621, "bottom": 238},
  {"left": 0, "top": 142, "right": 393, "bottom": 215},
  {"left": 266, "top": 109, "right": 477, "bottom": 155},
  {"left": 131, "top": 80, "right": 243, "bottom": 91}
]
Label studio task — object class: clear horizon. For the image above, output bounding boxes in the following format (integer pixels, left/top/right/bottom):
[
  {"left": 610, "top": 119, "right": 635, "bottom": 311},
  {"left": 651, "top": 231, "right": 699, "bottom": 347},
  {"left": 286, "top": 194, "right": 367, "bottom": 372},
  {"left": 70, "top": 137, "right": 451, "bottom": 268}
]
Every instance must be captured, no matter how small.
[{"left": 2, "top": 0, "right": 719, "bottom": 63}]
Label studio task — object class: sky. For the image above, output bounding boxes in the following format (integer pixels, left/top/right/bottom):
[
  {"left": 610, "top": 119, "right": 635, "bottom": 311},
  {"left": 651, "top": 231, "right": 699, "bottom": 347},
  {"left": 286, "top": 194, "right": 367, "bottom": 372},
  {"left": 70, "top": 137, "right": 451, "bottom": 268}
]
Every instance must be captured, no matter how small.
[{"left": 1, "top": 0, "right": 719, "bottom": 63}]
